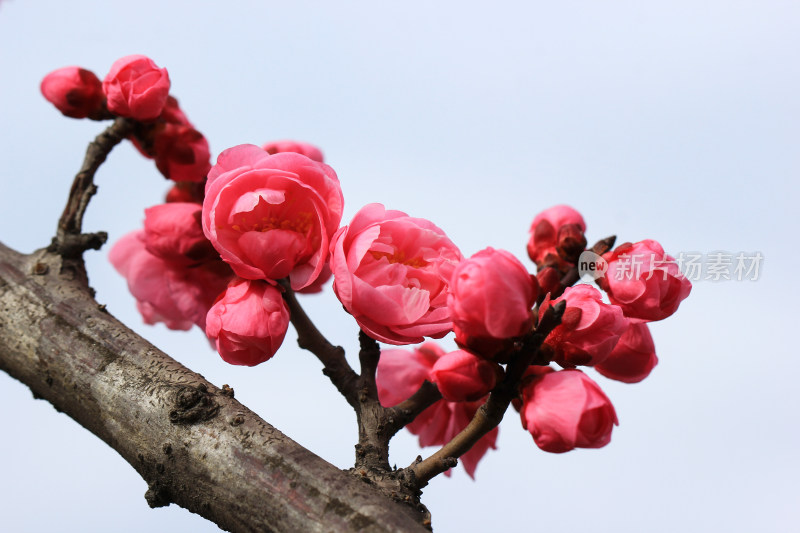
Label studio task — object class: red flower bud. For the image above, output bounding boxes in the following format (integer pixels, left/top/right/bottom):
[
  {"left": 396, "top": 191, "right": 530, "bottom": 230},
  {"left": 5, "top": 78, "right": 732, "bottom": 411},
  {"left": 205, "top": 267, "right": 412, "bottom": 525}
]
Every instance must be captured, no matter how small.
[
  {"left": 536, "top": 267, "right": 561, "bottom": 298},
  {"left": 449, "top": 248, "right": 537, "bottom": 358},
  {"left": 594, "top": 322, "right": 658, "bottom": 383},
  {"left": 556, "top": 223, "right": 587, "bottom": 263},
  {"left": 143, "top": 203, "right": 216, "bottom": 266},
  {"left": 527, "top": 205, "right": 586, "bottom": 267},
  {"left": 205, "top": 279, "right": 290, "bottom": 366},
  {"left": 542, "top": 284, "right": 628, "bottom": 367},
  {"left": 262, "top": 140, "right": 324, "bottom": 162},
  {"left": 430, "top": 349, "right": 501, "bottom": 401},
  {"left": 40, "top": 66, "right": 104, "bottom": 119},
  {"left": 102, "top": 55, "right": 171, "bottom": 121},
  {"left": 598, "top": 239, "right": 692, "bottom": 322},
  {"left": 520, "top": 368, "right": 618, "bottom": 453}
]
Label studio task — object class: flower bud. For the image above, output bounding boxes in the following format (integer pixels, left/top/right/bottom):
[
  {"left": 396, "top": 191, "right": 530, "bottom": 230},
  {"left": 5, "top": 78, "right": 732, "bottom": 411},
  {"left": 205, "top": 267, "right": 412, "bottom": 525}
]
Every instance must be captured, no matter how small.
[
  {"left": 556, "top": 223, "right": 587, "bottom": 263},
  {"left": 430, "top": 349, "right": 501, "bottom": 401},
  {"left": 40, "top": 66, "right": 104, "bottom": 119},
  {"left": 520, "top": 369, "right": 618, "bottom": 453},
  {"left": 594, "top": 322, "right": 658, "bottom": 383},
  {"left": 153, "top": 123, "right": 211, "bottom": 183},
  {"left": 527, "top": 205, "right": 586, "bottom": 267},
  {"left": 536, "top": 267, "right": 561, "bottom": 298},
  {"left": 542, "top": 284, "right": 628, "bottom": 367},
  {"left": 449, "top": 248, "right": 537, "bottom": 358},
  {"left": 102, "top": 55, "right": 170, "bottom": 120},
  {"left": 262, "top": 140, "right": 324, "bottom": 162},
  {"left": 143, "top": 203, "right": 216, "bottom": 266},
  {"left": 598, "top": 239, "right": 692, "bottom": 322},
  {"left": 165, "top": 182, "right": 204, "bottom": 204},
  {"left": 205, "top": 279, "right": 290, "bottom": 366}
]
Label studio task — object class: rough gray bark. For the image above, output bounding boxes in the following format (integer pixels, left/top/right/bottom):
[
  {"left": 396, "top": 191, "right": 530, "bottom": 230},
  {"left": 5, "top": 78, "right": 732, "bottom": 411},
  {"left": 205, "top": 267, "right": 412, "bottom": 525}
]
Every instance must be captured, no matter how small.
[{"left": 0, "top": 241, "right": 430, "bottom": 533}]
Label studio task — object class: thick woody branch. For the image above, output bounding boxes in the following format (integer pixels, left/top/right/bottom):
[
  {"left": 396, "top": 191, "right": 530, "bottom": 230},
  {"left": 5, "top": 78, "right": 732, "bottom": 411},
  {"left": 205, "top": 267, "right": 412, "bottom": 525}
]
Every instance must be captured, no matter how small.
[
  {"left": 279, "top": 280, "right": 359, "bottom": 406},
  {"left": 0, "top": 242, "right": 429, "bottom": 533},
  {"left": 54, "top": 117, "right": 134, "bottom": 258},
  {"left": 407, "top": 301, "right": 566, "bottom": 486}
]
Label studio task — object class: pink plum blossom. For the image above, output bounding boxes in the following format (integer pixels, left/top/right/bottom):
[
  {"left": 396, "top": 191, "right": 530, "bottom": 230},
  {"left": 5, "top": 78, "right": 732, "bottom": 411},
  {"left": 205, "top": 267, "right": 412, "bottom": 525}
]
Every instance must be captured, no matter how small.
[
  {"left": 40, "top": 66, "right": 104, "bottom": 119},
  {"left": 109, "top": 230, "right": 232, "bottom": 331},
  {"left": 598, "top": 239, "right": 692, "bottom": 322},
  {"left": 205, "top": 279, "right": 290, "bottom": 366},
  {"left": 541, "top": 284, "right": 628, "bottom": 367},
  {"left": 202, "top": 144, "right": 344, "bottom": 290},
  {"left": 520, "top": 368, "right": 618, "bottom": 453},
  {"left": 102, "top": 55, "right": 171, "bottom": 121},
  {"left": 449, "top": 247, "right": 538, "bottom": 358},
  {"left": 330, "top": 203, "right": 463, "bottom": 345}
]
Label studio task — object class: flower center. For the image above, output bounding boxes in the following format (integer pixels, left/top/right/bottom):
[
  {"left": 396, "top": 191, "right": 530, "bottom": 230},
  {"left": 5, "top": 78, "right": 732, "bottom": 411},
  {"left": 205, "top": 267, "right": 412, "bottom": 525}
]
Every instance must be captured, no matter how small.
[
  {"left": 231, "top": 211, "right": 314, "bottom": 234},
  {"left": 369, "top": 250, "right": 429, "bottom": 268}
]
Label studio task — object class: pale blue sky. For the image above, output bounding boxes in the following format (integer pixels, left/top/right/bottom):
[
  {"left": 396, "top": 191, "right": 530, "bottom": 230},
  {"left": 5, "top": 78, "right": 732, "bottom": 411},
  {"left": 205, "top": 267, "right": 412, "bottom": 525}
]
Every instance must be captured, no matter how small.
[{"left": 1, "top": 1, "right": 798, "bottom": 532}]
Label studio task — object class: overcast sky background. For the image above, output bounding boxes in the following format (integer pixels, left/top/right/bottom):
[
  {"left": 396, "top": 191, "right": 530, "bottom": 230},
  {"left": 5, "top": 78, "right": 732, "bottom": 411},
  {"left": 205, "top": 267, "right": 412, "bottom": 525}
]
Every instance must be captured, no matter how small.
[{"left": 1, "top": 1, "right": 798, "bottom": 532}]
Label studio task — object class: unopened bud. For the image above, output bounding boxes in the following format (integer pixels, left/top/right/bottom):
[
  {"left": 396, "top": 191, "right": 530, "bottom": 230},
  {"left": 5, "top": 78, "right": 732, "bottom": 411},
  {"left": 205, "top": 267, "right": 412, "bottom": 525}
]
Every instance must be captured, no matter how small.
[{"left": 556, "top": 223, "right": 587, "bottom": 263}]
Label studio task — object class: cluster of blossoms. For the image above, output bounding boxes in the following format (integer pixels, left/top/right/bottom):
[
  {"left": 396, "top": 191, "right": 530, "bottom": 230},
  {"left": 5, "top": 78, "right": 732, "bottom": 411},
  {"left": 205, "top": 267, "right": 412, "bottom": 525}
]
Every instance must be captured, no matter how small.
[
  {"left": 41, "top": 55, "right": 211, "bottom": 184},
  {"left": 43, "top": 55, "right": 692, "bottom": 480}
]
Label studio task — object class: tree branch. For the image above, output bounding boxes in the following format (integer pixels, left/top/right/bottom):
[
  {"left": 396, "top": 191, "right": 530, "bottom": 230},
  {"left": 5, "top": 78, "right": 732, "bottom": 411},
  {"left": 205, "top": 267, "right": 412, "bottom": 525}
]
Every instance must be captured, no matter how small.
[
  {"left": 0, "top": 242, "right": 430, "bottom": 533},
  {"left": 54, "top": 117, "right": 134, "bottom": 259}
]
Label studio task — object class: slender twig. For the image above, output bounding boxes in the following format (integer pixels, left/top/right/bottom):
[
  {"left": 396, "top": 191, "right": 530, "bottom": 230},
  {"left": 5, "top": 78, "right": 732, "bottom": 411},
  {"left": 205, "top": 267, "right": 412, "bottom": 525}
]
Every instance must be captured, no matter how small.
[
  {"left": 53, "top": 117, "right": 135, "bottom": 258},
  {"left": 407, "top": 300, "right": 566, "bottom": 486},
  {"left": 279, "top": 280, "right": 359, "bottom": 404},
  {"left": 385, "top": 381, "right": 442, "bottom": 437}
]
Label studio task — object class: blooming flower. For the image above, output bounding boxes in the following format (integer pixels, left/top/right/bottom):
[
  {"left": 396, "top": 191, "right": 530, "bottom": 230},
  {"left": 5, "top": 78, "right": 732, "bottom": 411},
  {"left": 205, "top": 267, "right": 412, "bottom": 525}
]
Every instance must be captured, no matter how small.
[
  {"left": 449, "top": 247, "right": 537, "bottom": 358},
  {"left": 102, "top": 55, "right": 171, "bottom": 121},
  {"left": 330, "top": 203, "right": 463, "bottom": 344},
  {"left": 202, "top": 144, "right": 344, "bottom": 290},
  {"left": 520, "top": 368, "right": 617, "bottom": 453},
  {"left": 541, "top": 284, "right": 628, "bottom": 367},
  {"left": 205, "top": 279, "right": 290, "bottom": 366},
  {"left": 109, "top": 230, "right": 231, "bottom": 331},
  {"left": 598, "top": 239, "right": 692, "bottom": 322},
  {"left": 376, "top": 343, "right": 497, "bottom": 478},
  {"left": 40, "top": 66, "right": 104, "bottom": 119}
]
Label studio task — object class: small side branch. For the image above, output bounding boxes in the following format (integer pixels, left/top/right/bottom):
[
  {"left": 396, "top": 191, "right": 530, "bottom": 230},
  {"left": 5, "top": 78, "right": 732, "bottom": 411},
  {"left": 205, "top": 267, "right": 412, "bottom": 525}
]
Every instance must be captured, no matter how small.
[
  {"left": 280, "top": 280, "right": 359, "bottom": 405},
  {"left": 54, "top": 117, "right": 134, "bottom": 258},
  {"left": 385, "top": 381, "right": 442, "bottom": 437},
  {"left": 407, "top": 300, "right": 566, "bottom": 486}
]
